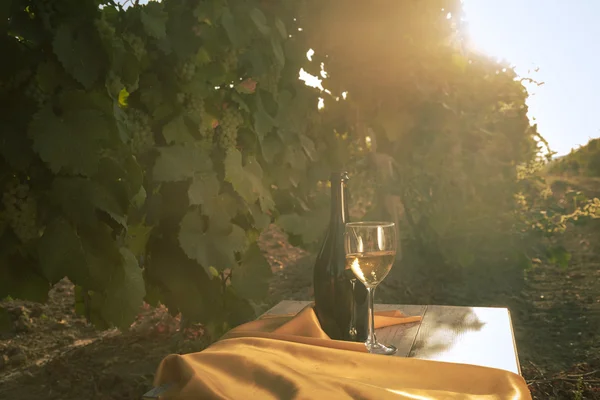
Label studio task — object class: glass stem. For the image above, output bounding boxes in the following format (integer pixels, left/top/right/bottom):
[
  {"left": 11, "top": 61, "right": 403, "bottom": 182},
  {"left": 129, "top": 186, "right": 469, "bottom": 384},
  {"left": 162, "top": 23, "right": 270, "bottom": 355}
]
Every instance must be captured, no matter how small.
[
  {"left": 366, "top": 286, "right": 377, "bottom": 347},
  {"left": 349, "top": 279, "right": 357, "bottom": 340}
]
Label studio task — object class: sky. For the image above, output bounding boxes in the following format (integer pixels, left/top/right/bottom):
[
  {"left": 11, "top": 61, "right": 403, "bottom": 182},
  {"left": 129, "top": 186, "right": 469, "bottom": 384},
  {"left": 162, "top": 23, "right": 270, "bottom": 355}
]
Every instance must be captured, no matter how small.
[{"left": 462, "top": 0, "right": 600, "bottom": 156}]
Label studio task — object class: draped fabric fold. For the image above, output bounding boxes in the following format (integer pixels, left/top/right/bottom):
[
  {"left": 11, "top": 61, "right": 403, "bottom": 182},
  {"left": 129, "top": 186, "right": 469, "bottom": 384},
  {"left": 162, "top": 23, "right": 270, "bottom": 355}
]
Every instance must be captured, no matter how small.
[
  {"left": 153, "top": 305, "right": 532, "bottom": 399},
  {"left": 219, "top": 303, "right": 422, "bottom": 352}
]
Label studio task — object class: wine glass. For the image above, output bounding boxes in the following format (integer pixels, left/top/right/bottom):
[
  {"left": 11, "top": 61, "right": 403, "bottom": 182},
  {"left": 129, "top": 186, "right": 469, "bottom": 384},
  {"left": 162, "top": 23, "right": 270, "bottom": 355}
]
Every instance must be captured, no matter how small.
[{"left": 344, "top": 221, "right": 397, "bottom": 355}]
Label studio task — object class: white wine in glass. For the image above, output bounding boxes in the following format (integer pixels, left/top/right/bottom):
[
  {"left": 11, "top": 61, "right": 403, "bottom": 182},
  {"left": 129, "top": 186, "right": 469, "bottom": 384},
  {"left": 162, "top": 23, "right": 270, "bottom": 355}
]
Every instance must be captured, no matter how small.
[
  {"left": 346, "top": 251, "right": 395, "bottom": 287},
  {"left": 345, "top": 221, "right": 397, "bottom": 355}
]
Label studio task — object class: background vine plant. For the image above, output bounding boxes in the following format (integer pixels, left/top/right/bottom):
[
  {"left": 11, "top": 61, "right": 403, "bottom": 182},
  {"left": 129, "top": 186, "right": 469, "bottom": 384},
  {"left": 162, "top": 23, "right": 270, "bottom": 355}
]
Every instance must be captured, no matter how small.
[{"left": 1, "top": 0, "right": 592, "bottom": 336}]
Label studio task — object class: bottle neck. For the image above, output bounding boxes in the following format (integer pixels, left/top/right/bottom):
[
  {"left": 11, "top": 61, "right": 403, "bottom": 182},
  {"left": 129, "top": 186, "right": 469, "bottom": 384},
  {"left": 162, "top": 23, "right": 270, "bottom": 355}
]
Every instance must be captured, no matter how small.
[{"left": 330, "top": 175, "right": 350, "bottom": 226}]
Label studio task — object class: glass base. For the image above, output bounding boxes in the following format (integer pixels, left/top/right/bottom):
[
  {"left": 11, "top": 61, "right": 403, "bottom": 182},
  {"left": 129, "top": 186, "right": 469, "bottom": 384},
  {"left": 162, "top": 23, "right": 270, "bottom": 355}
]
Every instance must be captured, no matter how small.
[{"left": 365, "top": 342, "right": 397, "bottom": 355}]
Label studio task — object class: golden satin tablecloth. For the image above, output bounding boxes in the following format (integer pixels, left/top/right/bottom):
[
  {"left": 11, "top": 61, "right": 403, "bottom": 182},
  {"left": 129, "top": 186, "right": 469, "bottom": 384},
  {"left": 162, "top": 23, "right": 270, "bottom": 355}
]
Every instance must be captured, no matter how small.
[{"left": 153, "top": 305, "right": 531, "bottom": 399}]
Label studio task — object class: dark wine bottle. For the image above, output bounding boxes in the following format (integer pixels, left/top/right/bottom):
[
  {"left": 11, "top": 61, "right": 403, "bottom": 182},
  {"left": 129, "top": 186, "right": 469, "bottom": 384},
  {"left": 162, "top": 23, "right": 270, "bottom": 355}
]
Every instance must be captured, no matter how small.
[{"left": 313, "top": 172, "right": 368, "bottom": 341}]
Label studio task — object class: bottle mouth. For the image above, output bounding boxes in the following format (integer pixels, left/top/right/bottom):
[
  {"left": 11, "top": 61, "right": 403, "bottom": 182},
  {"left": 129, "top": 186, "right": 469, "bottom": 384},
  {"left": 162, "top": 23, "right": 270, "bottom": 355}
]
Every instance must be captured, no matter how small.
[
  {"left": 331, "top": 171, "right": 350, "bottom": 181},
  {"left": 346, "top": 221, "right": 395, "bottom": 228}
]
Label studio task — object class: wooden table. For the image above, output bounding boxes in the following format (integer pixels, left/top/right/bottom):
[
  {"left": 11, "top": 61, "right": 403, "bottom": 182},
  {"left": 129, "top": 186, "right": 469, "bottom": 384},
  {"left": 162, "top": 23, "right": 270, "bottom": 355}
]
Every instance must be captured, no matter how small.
[
  {"left": 143, "top": 300, "right": 521, "bottom": 399},
  {"left": 263, "top": 300, "right": 521, "bottom": 376}
]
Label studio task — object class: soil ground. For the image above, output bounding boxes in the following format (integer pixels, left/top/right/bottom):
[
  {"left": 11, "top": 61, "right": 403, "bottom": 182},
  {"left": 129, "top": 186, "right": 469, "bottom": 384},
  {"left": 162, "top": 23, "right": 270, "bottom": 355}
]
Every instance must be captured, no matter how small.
[{"left": 0, "top": 177, "right": 599, "bottom": 400}]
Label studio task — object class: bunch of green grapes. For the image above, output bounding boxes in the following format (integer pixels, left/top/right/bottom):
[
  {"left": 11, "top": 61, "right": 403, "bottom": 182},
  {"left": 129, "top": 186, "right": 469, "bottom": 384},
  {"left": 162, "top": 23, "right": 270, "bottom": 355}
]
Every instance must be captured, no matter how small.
[
  {"left": 176, "top": 60, "right": 196, "bottom": 83},
  {"left": 195, "top": 102, "right": 214, "bottom": 146},
  {"left": 217, "top": 107, "right": 243, "bottom": 149},
  {"left": 127, "top": 109, "right": 154, "bottom": 155},
  {"left": 181, "top": 92, "right": 220, "bottom": 147},
  {"left": 2, "top": 181, "right": 40, "bottom": 243},
  {"left": 124, "top": 33, "right": 146, "bottom": 61}
]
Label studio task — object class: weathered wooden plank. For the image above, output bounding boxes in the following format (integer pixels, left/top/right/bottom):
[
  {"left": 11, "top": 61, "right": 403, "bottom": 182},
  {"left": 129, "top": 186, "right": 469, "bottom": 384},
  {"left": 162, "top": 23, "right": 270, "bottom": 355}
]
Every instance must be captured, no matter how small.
[
  {"left": 261, "top": 300, "right": 426, "bottom": 357},
  {"left": 260, "top": 300, "right": 312, "bottom": 317},
  {"left": 371, "top": 304, "right": 427, "bottom": 357},
  {"left": 141, "top": 383, "right": 175, "bottom": 399},
  {"left": 409, "top": 305, "right": 521, "bottom": 375}
]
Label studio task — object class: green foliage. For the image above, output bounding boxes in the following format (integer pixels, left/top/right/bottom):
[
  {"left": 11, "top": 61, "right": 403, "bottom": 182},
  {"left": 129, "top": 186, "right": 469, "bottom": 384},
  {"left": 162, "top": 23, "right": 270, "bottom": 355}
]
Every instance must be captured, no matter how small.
[
  {"left": 548, "top": 138, "right": 600, "bottom": 177},
  {"left": 153, "top": 145, "right": 212, "bottom": 182},
  {"left": 0, "top": 0, "right": 326, "bottom": 331},
  {"left": 29, "top": 106, "right": 110, "bottom": 176},
  {"left": 1, "top": 0, "right": 585, "bottom": 333},
  {"left": 53, "top": 24, "right": 102, "bottom": 89},
  {"left": 290, "top": 0, "right": 591, "bottom": 274}
]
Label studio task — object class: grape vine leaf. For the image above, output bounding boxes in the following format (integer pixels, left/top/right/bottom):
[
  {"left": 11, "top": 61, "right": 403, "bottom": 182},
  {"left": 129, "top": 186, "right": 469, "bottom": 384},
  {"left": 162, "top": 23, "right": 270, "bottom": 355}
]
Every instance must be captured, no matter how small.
[
  {"left": 167, "top": 3, "right": 201, "bottom": 59},
  {"left": 119, "top": 51, "right": 141, "bottom": 92},
  {"left": 260, "top": 133, "right": 282, "bottom": 163},
  {"left": 97, "top": 248, "right": 146, "bottom": 330},
  {"left": 53, "top": 25, "right": 101, "bottom": 89},
  {"left": 209, "top": 193, "right": 239, "bottom": 231},
  {"left": 253, "top": 94, "right": 276, "bottom": 140},
  {"left": 36, "top": 61, "right": 60, "bottom": 94},
  {"left": 188, "top": 172, "right": 220, "bottom": 206},
  {"left": 247, "top": 203, "right": 271, "bottom": 230},
  {"left": 246, "top": 48, "right": 267, "bottom": 76},
  {"left": 195, "top": 48, "right": 212, "bottom": 65},
  {"left": 0, "top": 255, "right": 50, "bottom": 303},
  {"left": 132, "top": 185, "right": 147, "bottom": 209},
  {"left": 125, "top": 223, "right": 154, "bottom": 259},
  {"left": 231, "top": 243, "right": 272, "bottom": 300},
  {"left": 189, "top": 174, "right": 238, "bottom": 231},
  {"left": 79, "top": 223, "right": 125, "bottom": 292},
  {"left": 145, "top": 241, "right": 214, "bottom": 323},
  {"left": 232, "top": 93, "right": 250, "bottom": 113},
  {"left": 299, "top": 134, "right": 318, "bottom": 161},
  {"left": 38, "top": 219, "right": 87, "bottom": 285},
  {"left": 285, "top": 147, "right": 307, "bottom": 171},
  {"left": 224, "top": 148, "right": 252, "bottom": 197},
  {"left": 0, "top": 128, "right": 34, "bottom": 171},
  {"left": 271, "top": 37, "right": 285, "bottom": 68},
  {"left": 139, "top": 73, "right": 164, "bottom": 111},
  {"left": 224, "top": 149, "right": 274, "bottom": 212},
  {"left": 52, "top": 177, "right": 126, "bottom": 228},
  {"left": 153, "top": 145, "right": 212, "bottom": 182},
  {"left": 249, "top": 8, "right": 270, "bottom": 35},
  {"left": 59, "top": 89, "right": 114, "bottom": 116},
  {"left": 247, "top": 157, "right": 275, "bottom": 213},
  {"left": 178, "top": 210, "right": 247, "bottom": 273},
  {"left": 141, "top": 3, "right": 168, "bottom": 40},
  {"left": 275, "top": 17, "right": 287, "bottom": 39},
  {"left": 95, "top": 156, "right": 142, "bottom": 210},
  {"left": 277, "top": 209, "right": 330, "bottom": 245},
  {"left": 162, "top": 115, "right": 195, "bottom": 144},
  {"left": 254, "top": 108, "right": 273, "bottom": 140},
  {"left": 221, "top": 8, "right": 240, "bottom": 47},
  {"left": 29, "top": 106, "right": 109, "bottom": 176}
]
